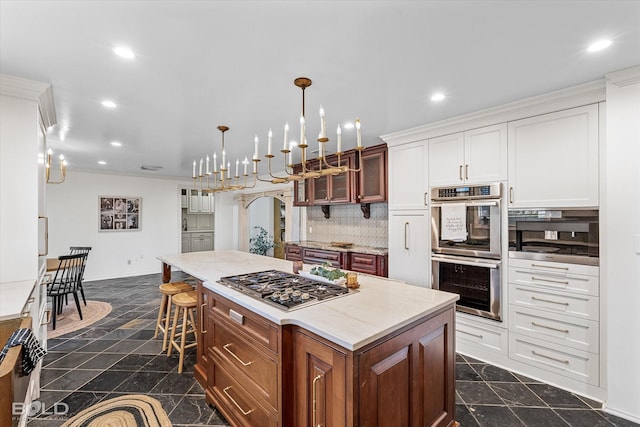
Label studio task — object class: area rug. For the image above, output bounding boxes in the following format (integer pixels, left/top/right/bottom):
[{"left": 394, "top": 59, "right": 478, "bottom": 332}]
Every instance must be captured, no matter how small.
[
  {"left": 60, "top": 394, "right": 171, "bottom": 427},
  {"left": 48, "top": 300, "right": 112, "bottom": 339}
]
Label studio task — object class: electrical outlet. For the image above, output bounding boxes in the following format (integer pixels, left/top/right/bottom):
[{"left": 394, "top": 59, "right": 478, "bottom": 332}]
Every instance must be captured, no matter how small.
[
  {"left": 544, "top": 230, "right": 558, "bottom": 240},
  {"left": 309, "top": 226, "right": 313, "bottom": 233},
  {"left": 127, "top": 259, "right": 132, "bottom": 265}
]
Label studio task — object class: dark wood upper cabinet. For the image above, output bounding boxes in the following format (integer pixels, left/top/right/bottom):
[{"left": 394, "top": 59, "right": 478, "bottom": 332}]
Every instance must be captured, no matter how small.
[
  {"left": 358, "top": 143, "right": 387, "bottom": 203},
  {"left": 293, "top": 144, "right": 387, "bottom": 207}
]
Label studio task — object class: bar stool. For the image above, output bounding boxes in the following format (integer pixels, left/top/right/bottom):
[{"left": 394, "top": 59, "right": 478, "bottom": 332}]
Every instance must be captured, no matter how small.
[
  {"left": 167, "top": 290, "right": 198, "bottom": 373},
  {"left": 154, "top": 281, "right": 194, "bottom": 351}
]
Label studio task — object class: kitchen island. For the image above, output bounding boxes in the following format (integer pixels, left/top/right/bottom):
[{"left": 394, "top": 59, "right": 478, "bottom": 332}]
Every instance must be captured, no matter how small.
[{"left": 159, "top": 250, "right": 459, "bottom": 427}]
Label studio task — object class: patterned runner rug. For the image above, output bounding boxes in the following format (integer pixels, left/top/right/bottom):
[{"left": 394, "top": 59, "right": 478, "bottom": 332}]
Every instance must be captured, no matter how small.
[
  {"left": 48, "top": 300, "right": 112, "bottom": 339},
  {"left": 60, "top": 394, "right": 171, "bottom": 427}
]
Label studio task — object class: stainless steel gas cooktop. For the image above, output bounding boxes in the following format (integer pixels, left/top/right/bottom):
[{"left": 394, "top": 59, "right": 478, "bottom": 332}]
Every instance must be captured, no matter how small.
[{"left": 218, "top": 270, "right": 351, "bottom": 311}]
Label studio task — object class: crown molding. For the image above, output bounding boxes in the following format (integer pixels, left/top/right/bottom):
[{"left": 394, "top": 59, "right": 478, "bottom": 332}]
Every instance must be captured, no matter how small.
[
  {"left": 381, "top": 79, "right": 606, "bottom": 146},
  {"left": 606, "top": 65, "right": 640, "bottom": 87},
  {"left": 1, "top": 74, "right": 57, "bottom": 129}
]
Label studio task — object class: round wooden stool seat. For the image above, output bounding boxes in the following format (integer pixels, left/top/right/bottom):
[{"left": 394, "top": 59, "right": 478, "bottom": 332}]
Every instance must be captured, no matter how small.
[
  {"left": 172, "top": 291, "right": 197, "bottom": 307},
  {"left": 159, "top": 281, "right": 193, "bottom": 295}
]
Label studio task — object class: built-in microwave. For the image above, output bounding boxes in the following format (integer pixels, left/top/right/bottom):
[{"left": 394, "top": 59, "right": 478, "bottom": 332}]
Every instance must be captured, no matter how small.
[{"left": 508, "top": 209, "right": 599, "bottom": 266}]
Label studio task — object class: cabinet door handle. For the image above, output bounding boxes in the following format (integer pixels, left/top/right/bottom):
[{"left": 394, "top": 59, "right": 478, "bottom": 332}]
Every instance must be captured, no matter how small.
[
  {"left": 459, "top": 165, "right": 463, "bottom": 181},
  {"left": 222, "top": 386, "right": 254, "bottom": 416},
  {"left": 465, "top": 164, "right": 469, "bottom": 180},
  {"left": 38, "top": 216, "right": 48, "bottom": 256},
  {"left": 531, "top": 263, "right": 569, "bottom": 271},
  {"left": 312, "top": 374, "right": 323, "bottom": 427},
  {"left": 531, "top": 322, "right": 569, "bottom": 334},
  {"left": 200, "top": 303, "right": 207, "bottom": 334},
  {"left": 404, "top": 222, "right": 409, "bottom": 250},
  {"left": 509, "top": 187, "right": 514, "bottom": 204},
  {"left": 532, "top": 350, "right": 570, "bottom": 365},
  {"left": 424, "top": 192, "right": 428, "bottom": 206},
  {"left": 531, "top": 296, "right": 569, "bottom": 306},
  {"left": 223, "top": 343, "right": 254, "bottom": 366}
]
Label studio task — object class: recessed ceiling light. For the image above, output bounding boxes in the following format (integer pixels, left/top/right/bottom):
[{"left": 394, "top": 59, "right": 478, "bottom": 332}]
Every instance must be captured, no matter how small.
[
  {"left": 110, "top": 141, "right": 122, "bottom": 147},
  {"left": 113, "top": 46, "right": 136, "bottom": 59},
  {"left": 431, "top": 93, "right": 446, "bottom": 102},
  {"left": 98, "top": 161, "right": 107, "bottom": 165},
  {"left": 101, "top": 100, "right": 117, "bottom": 109},
  {"left": 343, "top": 122, "right": 355, "bottom": 129},
  {"left": 587, "top": 39, "right": 612, "bottom": 52}
]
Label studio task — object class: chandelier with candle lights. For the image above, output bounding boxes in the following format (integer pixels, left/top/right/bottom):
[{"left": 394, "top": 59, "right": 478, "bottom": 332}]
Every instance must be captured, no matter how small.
[
  {"left": 46, "top": 148, "right": 67, "bottom": 184},
  {"left": 191, "top": 77, "right": 362, "bottom": 192},
  {"left": 254, "top": 77, "right": 363, "bottom": 185},
  {"left": 192, "top": 125, "right": 256, "bottom": 192}
]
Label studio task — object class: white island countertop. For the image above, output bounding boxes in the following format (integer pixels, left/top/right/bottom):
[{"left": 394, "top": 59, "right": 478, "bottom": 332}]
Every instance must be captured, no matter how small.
[{"left": 158, "top": 250, "right": 458, "bottom": 351}]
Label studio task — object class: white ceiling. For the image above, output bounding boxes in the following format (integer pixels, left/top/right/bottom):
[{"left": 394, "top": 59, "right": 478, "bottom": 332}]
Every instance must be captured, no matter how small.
[{"left": 1, "top": 1, "right": 639, "bottom": 179}]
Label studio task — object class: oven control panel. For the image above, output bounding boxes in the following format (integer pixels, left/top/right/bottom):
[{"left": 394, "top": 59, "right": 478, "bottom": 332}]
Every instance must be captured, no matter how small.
[{"left": 431, "top": 182, "right": 501, "bottom": 200}]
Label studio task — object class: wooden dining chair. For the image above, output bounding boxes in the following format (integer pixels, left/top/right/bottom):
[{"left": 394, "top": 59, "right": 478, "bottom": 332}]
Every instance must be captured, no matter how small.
[
  {"left": 47, "top": 253, "right": 87, "bottom": 330},
  {"left": 69, "top": 246, "right": 92, "bottom": 305}
]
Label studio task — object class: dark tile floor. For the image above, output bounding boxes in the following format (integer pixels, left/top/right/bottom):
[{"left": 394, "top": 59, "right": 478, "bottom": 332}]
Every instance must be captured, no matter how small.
[{"left": 26, "top": 272, "right": 638, "bottom": 426}]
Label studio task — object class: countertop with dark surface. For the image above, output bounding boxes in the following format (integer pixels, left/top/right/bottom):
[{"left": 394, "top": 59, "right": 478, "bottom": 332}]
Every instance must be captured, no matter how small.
[{"left": 285, "top": 240, "right": 388, "bottom": 256}]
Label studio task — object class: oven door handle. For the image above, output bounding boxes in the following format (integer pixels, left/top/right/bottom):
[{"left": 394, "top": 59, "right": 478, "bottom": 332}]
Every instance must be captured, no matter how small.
[
  {"left": 432, "top": 255, "right": 500, "bottom": 269},
  {"left": 430, "top": 200, "right": 499, "bottom": 208}
]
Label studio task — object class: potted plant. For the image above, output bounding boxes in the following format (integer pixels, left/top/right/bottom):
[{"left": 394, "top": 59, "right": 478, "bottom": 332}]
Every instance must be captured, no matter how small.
[{"left": 249, "top": 226, "right": 274, "bottom": 256}]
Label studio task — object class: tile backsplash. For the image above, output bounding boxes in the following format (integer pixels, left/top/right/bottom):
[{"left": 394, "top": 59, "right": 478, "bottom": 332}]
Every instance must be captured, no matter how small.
[{"left": 306, "top": 203, "right": 388, "bottom": 248}]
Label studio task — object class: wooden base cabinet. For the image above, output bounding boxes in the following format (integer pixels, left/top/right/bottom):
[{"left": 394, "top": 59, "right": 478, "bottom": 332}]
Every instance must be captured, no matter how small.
[{"left": 196, "top": 282, "right": 457, "bottom": 427}]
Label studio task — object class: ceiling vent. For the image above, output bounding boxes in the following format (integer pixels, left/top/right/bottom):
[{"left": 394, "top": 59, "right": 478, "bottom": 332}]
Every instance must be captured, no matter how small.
[{"left": 140, "top": 165, "right": 162, "bottom": 171}]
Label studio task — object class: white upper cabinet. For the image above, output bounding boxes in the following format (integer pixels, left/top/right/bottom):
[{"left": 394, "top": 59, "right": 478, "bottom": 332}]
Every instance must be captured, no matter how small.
[
  {"left": 429, "top": 124, "right": 507, "bottom": 186},
  {"left": 388, "top": 140, "right": 429, "bottom": 210},
  {"left": 188, "top": 189, "right": 214, "bottom": 213},
  {"left": 507, "top": 104, "right": 599, "bottom": 208}
]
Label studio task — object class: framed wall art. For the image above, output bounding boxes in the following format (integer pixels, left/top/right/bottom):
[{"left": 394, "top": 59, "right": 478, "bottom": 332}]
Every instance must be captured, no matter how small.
[{"left": 99, "top": 196, "right": 141, "bottom": 231}]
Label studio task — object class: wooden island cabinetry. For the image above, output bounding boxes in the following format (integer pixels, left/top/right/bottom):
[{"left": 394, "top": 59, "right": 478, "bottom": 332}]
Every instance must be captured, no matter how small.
[
  {"left": 194, "top": 283, "right": 456, "bottom": 427},
  {"left": 161, "top": 251, "right": 457, "bottom": 427}
]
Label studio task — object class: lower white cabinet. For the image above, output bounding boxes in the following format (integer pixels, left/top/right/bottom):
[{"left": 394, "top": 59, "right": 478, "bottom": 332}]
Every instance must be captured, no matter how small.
[
  {"left": 456, "top": 313, "right": 508, "bottom": 358},
  {"left": 190, "top": 232, "right": 214, "bottom": 252},
  {"left": 181, "top": 234, "right": 190, "bottom": 253},
  {"left": 388, "top": 210, "right": 430, "bottom": 287}
]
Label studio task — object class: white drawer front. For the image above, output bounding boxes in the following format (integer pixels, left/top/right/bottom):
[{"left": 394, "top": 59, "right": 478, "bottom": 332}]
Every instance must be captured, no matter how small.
[
  {"left": 457, "top": 319, "right": 507, "bottom": 354},
  {"left": 508, "top": 258, "right": 599, "bottom": 277},
  {"left": 510, "top": 285, "right": 599, "bottom": 320},
  {"left": 509, "top": 305, "right": 599, "bottom": 353},
  {"left": 509, "top": 267, "right": 598, "bottom": 296},
  {"left": 509, "top": 333, "right": 599, "bottom": 386}
]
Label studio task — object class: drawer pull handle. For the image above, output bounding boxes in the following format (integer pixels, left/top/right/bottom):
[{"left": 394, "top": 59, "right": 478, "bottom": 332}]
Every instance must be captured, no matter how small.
[
  {"left": 459, "top": 330, "right": 483, "bottom": 339},
  {"left": 223, "top": 343, "right": 254, "bottom": 366},
  {"left": 531, "top": 263, "right": 569, "bottom": 271},
  {"left": 531, "top": 322, "right": 569, "bottom": 334},
  {"left": 531, "top": 276, "right": 570, "bottom": 286},
  {"left": 222, "top": 386, "right": 254, "bottom": 416},
  {"left": 312, "top": 374, "right": 323, "bottom": 427},
  {"left": 42, "top": 309, "right": 52, "bottom": 325},
  {"left": 200, "top": 303, "right": 207, "bottom": 334},
  {"left": 27, "top": 296, "right": 35, "bottom": 303},
  {"left": 532, "top": 350, "right": 569, "bottom": 365},
  {"left": 531, "top": 296, "right": 569, "bottom": 306}
]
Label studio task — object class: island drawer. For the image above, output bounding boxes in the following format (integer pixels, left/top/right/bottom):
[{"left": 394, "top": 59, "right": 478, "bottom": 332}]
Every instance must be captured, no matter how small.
[
  {"left": 210, "top": 317, "right": 278, "bottom": 410},
  {"left": 208, "top": 362, "right": 277, "bottom": 427},
  {"left": 210, "top": 294, "right": 279, "bottom": 354}
]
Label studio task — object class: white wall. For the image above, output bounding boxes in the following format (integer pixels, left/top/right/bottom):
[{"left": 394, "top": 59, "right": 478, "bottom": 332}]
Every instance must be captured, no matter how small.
[
  {"left": 0, "top": 94, "right": 39, "bottom": 282},
  {"left": 604, "top": 68, "right": 640, "bottom": 422},
  {"left": 46, "top": 170, "right": 192, "bottom": 281}
]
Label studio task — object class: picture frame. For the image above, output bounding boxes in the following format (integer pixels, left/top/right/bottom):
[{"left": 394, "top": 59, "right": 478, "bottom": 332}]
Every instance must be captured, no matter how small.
[{"left": 99, "top": 196, "right": 141, "bottom": 231}]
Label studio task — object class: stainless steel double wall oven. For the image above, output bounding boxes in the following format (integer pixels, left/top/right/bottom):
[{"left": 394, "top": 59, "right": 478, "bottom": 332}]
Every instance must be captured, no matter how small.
[{"left": 431, "top": 183, "right": 503, "bottom": 321}]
